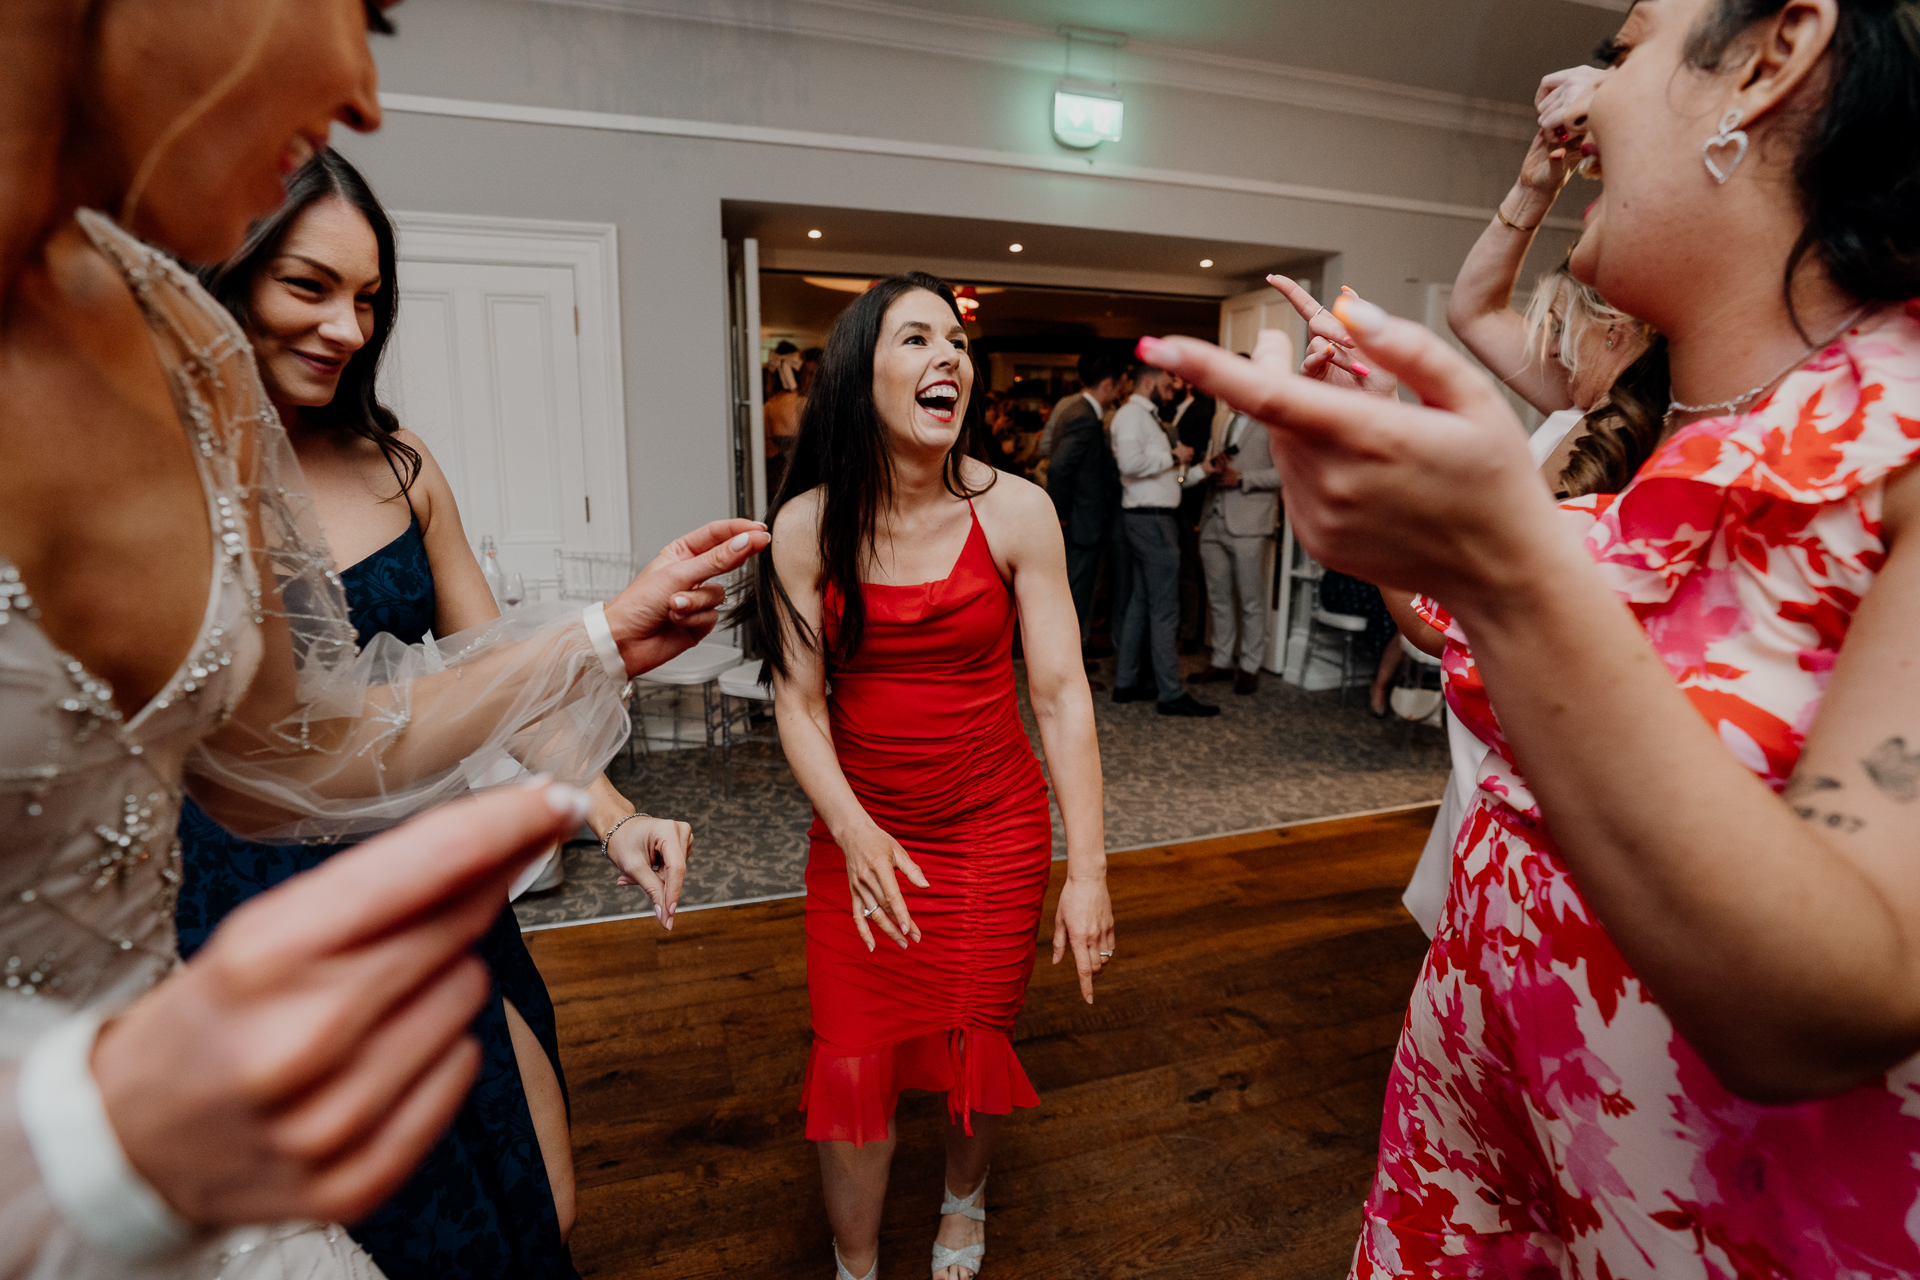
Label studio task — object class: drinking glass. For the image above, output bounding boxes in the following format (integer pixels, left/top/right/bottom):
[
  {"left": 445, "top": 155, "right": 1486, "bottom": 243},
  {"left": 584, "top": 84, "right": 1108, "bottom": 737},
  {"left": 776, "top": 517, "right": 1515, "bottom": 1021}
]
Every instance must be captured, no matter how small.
[{"left": 502, "top": 573, "right": 526, "bottom": 609}]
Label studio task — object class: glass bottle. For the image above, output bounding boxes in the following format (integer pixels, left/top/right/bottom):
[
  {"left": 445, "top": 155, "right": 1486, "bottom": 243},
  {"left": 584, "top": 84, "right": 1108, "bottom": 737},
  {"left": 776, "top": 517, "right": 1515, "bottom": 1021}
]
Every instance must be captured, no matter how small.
[{"left": 480, "top": 535, "right": 506, "bottom": 605}]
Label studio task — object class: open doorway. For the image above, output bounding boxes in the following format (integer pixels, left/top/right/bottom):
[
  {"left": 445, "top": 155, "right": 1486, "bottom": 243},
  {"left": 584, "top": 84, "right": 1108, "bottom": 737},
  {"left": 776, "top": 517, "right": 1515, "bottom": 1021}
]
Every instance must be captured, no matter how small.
[{"left": 723, "top": 199, "right": 1332, "bottom": 678}]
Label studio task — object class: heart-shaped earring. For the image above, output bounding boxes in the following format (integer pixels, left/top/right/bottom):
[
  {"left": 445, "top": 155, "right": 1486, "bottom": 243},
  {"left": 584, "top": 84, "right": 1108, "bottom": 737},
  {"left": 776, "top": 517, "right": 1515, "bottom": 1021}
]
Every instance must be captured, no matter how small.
[{"left": 1703, "top": 109, "right": 1749, "bottom": 185}]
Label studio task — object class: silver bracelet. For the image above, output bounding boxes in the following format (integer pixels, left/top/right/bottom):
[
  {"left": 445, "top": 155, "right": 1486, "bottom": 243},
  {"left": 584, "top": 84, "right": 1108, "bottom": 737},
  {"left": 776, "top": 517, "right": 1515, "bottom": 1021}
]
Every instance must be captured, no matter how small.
[{"left": 600, "top": 811, "right": 651, "bottom": 859}]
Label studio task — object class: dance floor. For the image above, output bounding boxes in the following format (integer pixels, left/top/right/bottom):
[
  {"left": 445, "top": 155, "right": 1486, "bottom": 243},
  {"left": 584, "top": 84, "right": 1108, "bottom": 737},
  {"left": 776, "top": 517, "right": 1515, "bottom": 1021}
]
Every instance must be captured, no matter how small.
[
  {"left": 515, "top": 662, "right": 1449, "bottom": 927},
  {"left": 528, "top": 802, "right": 1436, "bottom": 1278}
]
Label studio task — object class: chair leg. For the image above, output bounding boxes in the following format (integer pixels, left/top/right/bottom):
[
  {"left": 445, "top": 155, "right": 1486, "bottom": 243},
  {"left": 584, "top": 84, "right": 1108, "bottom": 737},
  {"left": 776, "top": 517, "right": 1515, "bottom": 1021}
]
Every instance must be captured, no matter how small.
[{"left": 1338, "top": 634, "right": 1354, "bottom": 707}]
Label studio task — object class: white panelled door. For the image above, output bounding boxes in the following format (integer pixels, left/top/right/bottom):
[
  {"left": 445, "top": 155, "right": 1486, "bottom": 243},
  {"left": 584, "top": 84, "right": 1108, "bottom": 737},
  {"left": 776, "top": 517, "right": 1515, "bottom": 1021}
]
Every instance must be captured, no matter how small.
[
  {"left": 379, "top": 212, "right": 629, "bottom": 591},
  {"left": 384, "top": 261, "right": 589, "bottom": 583},
  {"left": 1217, "top": 286, "right": 1310, "bottom": 680}
]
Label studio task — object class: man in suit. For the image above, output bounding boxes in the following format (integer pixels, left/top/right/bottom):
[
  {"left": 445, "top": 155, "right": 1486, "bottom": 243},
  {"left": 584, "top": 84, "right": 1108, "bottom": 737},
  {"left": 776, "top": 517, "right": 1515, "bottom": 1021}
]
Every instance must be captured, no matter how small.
[
  {"left": 1163, "top": 372, "right": 1218, "bottom": 653},
  {"left": 1190, "top": 409, "right": 1281, "bottom": 695},
  {"left": 1046, "top": 352, "right": 1130, "bottom": 656}
]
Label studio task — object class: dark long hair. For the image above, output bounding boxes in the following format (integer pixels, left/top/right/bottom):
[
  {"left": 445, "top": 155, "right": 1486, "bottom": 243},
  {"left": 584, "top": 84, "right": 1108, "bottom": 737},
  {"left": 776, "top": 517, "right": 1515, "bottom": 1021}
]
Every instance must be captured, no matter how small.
[
  {"left": 199, "top": 150, "right": 418, "bottom": 495},
  {"left": 1685, "top": 0, "right": 1920, "bottom": 330},
  {"left": 1555, "top": 336, "right": 1672, "bottom": 499},
  {"left": 743, "top": 273, "right": 993, "bottom": 678}
]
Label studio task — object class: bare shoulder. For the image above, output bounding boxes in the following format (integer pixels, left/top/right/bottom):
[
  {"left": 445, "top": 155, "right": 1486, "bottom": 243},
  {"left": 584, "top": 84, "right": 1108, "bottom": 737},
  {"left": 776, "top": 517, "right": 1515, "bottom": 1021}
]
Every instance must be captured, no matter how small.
[
  {"left": 390, "top": 429, "right": 461, "bottom": 528},
  {"left": 970, "top": 465, "right": 1055, "bottom": 526},
  {"left": 769, "top": 486, "right": 825, "bottom": 580},
  {"left": 969, "top": 464, "right": 1061, "bottom": 569}
]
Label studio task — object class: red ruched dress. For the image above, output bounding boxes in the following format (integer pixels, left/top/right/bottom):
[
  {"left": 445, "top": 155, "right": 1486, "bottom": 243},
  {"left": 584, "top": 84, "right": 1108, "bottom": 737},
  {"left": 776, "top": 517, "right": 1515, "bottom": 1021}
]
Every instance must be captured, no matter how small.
[{"left": 800, "top": 505, "right": 1054, "bottom": 1145}]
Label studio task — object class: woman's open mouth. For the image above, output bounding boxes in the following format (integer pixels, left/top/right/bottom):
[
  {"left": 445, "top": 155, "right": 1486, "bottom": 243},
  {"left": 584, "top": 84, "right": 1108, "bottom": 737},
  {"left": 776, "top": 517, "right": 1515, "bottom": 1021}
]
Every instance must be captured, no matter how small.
[{"left": 916, "top": 380, "right": 959, "bottom": 424}]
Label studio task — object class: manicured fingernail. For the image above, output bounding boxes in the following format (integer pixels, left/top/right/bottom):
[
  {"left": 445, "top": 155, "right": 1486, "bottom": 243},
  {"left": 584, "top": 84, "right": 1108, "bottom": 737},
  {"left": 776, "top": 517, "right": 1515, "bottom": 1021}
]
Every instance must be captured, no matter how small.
[
  {"left": 672, "top": 594, "right": 690, "bottom": 610},
  {"left": 1351, "top": 362, "right": 1372, "bottom": 378},
  {"left": 1341, "top": 285, "right": 1357, "bottom": 297},
  {"left": 543, "top": 782, "right": 592, "bottom": 821},
  {"left": 730, "top": 532, "right": 751, "bottom": 551},
  {"left": 1135, "top": 336, "right": 1165, "bottom": 361},
  {"left": 1334, "top": 297, "right": 1388, "bottom": 336}
]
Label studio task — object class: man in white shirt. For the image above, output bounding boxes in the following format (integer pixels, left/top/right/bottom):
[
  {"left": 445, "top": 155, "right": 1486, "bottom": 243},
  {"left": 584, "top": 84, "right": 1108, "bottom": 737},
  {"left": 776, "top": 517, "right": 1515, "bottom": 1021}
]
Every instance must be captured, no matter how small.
[{"left": 1111, "top": 363, "right": 1219, "bottom": 717}]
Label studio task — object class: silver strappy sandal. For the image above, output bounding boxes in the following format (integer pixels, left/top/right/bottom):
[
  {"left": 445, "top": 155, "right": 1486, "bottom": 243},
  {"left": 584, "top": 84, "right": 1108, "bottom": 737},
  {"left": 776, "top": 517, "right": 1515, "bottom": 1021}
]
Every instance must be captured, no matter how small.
[
  {"left": 833, "top": 1242, "right": 877, "bottom": 1280},
  {"left": 930, "top": 1172, "right": 987, "bottom": 1280}
]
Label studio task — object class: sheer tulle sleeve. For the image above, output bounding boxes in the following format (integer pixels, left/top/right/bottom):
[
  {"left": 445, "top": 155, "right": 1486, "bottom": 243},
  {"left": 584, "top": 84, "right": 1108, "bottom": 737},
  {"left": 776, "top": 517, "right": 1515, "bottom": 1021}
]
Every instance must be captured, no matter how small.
[{"left": 78, "top": 211, "right": 632, "bottom": 843}]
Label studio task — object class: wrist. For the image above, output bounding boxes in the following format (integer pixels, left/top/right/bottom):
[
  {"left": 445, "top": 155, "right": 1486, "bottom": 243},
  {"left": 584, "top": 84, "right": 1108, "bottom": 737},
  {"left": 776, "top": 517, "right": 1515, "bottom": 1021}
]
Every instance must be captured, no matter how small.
[
  {"left": 21, "top": 1011, "right": 198, "bottom": 1259},
  {"left": 1500, "top": 185, "right": 1556, "bottom": 228},
  {"left": 589, "top": 794, "right": 635, "bottom": 842},
  {"left": 1447, "top": 513, "right": 1589, "bottom": 635}
]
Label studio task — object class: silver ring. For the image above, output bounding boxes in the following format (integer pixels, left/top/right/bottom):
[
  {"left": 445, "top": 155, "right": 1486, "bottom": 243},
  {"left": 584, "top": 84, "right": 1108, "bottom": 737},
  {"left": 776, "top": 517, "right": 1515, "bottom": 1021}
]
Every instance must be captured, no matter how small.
[
  {"left": 1099, "top": 950, "right": 1114, "bottom": 957},
  {"left": 862, "top": 905, "right": 878, "bottom": 918}
]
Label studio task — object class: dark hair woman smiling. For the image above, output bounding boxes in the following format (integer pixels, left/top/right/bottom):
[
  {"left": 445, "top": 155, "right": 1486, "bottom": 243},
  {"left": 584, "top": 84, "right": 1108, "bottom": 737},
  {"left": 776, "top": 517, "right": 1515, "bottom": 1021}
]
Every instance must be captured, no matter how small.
[
  {"left": 746, "top": 273, "right": 1112, "bottom": 1280},
  {"left": 176, "top": 150, "right": 701, "bottom": 1280}
]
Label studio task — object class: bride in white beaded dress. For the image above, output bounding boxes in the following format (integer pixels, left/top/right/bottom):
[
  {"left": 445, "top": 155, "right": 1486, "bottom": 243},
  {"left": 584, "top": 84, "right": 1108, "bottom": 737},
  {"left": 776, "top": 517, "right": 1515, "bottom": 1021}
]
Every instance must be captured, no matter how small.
[{"left": 0, "top": 2, "right": 768, "bottom": 1276}]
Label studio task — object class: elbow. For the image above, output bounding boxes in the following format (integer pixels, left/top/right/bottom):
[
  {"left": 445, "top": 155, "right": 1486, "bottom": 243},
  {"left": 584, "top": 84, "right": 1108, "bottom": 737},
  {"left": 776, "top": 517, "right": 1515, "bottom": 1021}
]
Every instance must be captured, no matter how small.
[{"left": 1445, "top": 300, "right": 1487, "bottom": 346}]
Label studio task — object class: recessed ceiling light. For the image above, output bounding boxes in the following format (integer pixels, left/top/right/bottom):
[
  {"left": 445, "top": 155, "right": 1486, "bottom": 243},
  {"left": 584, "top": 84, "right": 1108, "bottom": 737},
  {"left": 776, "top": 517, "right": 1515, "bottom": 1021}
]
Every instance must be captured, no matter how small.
[
  {"left": 1009, "top": 243, "right": 1024, "bottom": 253},
  {"left": 807, "top": 229, "right": 822, "bottom": 239},
  {"left": 1200, "top": 258, "right": 1214, "bottom": 268}
]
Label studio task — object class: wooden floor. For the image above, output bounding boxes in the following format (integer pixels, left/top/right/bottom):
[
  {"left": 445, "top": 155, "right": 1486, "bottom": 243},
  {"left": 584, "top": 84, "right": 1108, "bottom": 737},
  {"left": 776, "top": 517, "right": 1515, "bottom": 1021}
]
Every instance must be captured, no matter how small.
[{"left": 526, "top": 804, "right": 1436, "bottom": 1279}]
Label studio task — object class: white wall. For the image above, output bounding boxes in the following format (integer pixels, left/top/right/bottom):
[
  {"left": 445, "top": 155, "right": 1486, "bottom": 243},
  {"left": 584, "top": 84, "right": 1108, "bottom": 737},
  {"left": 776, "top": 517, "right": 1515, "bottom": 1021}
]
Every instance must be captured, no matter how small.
[{"left": 342, "top": 0, "right": 1586, "bottom": 555}]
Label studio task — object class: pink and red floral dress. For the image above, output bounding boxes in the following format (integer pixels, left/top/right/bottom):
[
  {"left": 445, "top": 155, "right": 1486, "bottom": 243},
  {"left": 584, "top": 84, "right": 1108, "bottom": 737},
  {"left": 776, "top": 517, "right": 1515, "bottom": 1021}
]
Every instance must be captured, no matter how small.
[{"left": 1358, "top": 304, "right": 1920, "bottom": 1278}]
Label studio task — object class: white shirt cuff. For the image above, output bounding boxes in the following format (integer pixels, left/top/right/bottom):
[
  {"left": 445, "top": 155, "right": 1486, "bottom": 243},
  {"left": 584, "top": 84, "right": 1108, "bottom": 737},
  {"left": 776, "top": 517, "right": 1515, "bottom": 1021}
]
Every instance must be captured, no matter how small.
[
  {"left": 17, "top": 1010, "right": 198, "bottom": 1259},
  {"left": 581, "top": 602, "right": 628, "bottom": 683}
]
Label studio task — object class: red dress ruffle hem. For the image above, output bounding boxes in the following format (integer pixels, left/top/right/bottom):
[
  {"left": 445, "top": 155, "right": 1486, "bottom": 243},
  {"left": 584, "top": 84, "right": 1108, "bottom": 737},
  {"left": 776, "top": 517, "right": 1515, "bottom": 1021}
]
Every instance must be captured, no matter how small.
[{"left": 800, "top": 506, "right": 1053, "bottom": 1146}]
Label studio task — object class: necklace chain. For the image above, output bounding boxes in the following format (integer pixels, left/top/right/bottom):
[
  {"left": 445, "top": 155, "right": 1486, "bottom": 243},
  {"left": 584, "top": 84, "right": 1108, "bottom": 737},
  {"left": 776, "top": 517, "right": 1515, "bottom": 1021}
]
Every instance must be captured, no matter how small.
[{"left": 1665, "top": 307, "right": 1871, "bottom": 422}]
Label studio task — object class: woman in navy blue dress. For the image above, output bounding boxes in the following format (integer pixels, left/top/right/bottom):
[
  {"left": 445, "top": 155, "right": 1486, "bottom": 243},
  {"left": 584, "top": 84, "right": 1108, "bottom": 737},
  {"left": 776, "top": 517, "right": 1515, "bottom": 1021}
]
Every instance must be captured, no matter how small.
[{"left": 174, "top": 151, "right": 692, "bottom": 1280}]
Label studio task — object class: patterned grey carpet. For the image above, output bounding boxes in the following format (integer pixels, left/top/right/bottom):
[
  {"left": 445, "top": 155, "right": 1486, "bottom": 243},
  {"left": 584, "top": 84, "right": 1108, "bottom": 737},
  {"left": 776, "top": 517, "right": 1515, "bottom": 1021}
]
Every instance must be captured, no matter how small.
[{"left": 512, "top": 655, "right": 1449, "bottom": 929}]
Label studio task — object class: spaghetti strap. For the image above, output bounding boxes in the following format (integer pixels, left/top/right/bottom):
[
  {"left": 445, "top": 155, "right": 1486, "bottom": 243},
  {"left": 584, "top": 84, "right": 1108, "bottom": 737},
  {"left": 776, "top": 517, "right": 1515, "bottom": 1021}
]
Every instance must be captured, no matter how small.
[{"left": 380, "top": 445, "right": 419, "bottom": 527}]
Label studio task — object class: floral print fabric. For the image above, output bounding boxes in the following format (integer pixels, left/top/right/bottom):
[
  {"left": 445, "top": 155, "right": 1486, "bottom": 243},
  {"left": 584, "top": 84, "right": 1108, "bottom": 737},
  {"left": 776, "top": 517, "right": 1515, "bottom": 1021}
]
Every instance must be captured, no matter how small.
[{"left": 1359, "top": 304, "right": 1920, "bottom": 1277}]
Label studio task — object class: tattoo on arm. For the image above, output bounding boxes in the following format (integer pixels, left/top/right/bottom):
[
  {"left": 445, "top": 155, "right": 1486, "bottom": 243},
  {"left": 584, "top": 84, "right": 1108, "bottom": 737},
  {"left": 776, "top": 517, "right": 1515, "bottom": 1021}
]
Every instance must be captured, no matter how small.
[
  {"left": 1783, "top": 772, "right": 1866, "bottom": 833},
  {"left": 1862, "top": 736, "right": 1920, "bottom": 804}
]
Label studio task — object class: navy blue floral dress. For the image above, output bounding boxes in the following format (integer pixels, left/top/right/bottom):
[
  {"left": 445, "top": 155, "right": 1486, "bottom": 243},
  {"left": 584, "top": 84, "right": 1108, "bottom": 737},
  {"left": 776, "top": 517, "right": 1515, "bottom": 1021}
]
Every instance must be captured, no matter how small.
[{"left": 176, "top": 516, "right": 579, "bottom": 1280}]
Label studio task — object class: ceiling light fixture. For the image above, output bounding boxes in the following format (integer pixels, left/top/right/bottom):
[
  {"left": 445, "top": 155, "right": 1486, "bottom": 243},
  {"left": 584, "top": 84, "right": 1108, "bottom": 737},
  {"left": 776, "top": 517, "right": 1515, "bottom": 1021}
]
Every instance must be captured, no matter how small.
[
  {"left": 1054, "top": 25, "right": 1127, "bottom": 150},
  {"left": 807, "top": 229, "right": 822, "bottom": 239},
  {"left": 1009, "top": 243, "right": 1023, "bottom": 253},
  {"left": 1199, "top": 259, "right": 1214, "bottom": 268}
]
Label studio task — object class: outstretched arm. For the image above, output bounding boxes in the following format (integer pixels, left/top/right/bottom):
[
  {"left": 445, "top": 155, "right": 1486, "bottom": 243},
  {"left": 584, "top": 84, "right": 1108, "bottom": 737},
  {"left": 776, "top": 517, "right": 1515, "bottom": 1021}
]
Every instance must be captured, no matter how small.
[
  {"left": 190, "top": 511, "right": 768, "bottom": 840},
  {"left": 1143, "top": 308, "right": 1920, "bottom": 1104}
]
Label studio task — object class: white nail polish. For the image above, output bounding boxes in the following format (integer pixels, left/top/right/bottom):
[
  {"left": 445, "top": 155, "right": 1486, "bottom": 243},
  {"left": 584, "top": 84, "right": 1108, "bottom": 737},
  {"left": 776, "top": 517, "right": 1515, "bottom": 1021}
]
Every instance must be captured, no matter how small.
[
  {"left": 730, "top": 532, "right": 751, "bottom": 551},
  {"left": 672, "top": 595, "right": 690, "bottom": 610}
]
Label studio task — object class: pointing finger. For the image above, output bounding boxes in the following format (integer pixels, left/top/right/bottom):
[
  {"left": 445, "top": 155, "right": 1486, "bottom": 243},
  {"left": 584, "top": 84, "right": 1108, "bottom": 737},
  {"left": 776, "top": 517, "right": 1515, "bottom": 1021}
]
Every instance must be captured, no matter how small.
[{"left": 1331, "top": 296, "right": 1509, "bottom": 421}]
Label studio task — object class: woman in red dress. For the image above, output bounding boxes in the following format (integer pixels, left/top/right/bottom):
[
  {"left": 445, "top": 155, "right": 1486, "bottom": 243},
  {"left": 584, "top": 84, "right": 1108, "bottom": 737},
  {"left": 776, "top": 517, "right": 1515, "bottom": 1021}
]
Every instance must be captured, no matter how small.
[{"left": 746, "top": 273, "right": 1111, "bottom": 1280}]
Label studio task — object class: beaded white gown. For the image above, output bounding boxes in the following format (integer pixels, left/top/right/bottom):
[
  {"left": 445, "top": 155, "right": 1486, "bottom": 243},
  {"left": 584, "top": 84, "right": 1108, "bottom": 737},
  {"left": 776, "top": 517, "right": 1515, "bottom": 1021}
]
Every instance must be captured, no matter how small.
[{"left": 0, "top": 213, "right": 632, "bottom": 1278}]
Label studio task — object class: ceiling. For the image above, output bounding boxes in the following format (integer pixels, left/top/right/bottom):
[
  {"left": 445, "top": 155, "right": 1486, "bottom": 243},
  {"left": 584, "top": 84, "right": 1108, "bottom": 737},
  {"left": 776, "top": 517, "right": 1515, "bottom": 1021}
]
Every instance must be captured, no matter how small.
[
  {"left": 874, "top": 0, "right": 1629, "bottom": 104},
  {"left": 758, "top": 271, "right": 1223, "bottom": 347},
  {"left": 724, "top": 200, "right": 1325, "bottom": 297}
]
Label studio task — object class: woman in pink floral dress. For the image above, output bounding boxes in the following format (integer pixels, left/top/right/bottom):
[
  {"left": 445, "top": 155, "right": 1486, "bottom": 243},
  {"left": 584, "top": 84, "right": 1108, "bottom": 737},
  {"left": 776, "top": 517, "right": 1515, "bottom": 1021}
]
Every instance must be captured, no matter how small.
[{"left": 1147, "top": 0, "right": 1920, "bottom": 1273}]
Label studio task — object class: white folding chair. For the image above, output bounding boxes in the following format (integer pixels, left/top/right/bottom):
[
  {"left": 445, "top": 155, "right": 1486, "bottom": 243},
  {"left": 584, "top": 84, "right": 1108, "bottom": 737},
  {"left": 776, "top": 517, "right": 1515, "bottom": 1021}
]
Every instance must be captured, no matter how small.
[
  {"left": 716, "top": 659, "right": 777, "bottom": 772},
  {"left": 553, "top": 549, "right": 639, "bottom": 602},
  {"left": 630, "top": 641, "right": 744, "bottom": 760},
  {"left": 1306, "top": 574, "right": 1370, "bottom": 706}
]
